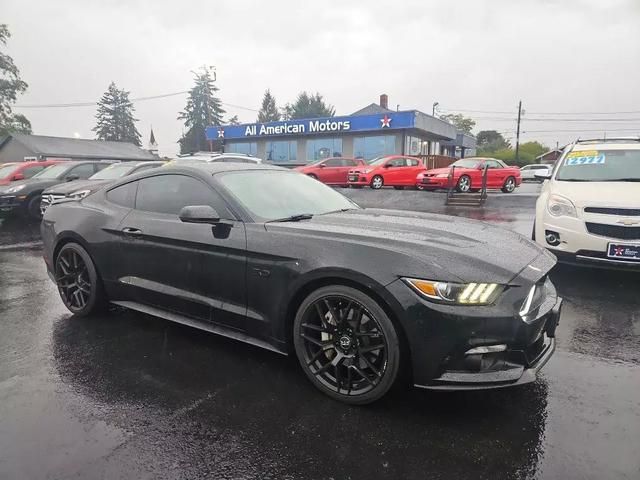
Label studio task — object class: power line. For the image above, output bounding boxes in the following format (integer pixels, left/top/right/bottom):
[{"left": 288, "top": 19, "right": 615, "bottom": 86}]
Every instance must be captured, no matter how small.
[{"left": 442, "top": 106, "right": 640, "bottom": 115}]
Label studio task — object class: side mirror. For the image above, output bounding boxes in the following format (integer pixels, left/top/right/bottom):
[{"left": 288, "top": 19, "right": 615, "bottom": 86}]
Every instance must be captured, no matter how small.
[
  {"left": 12, "top": 173, "right": 25, "bottom": 181},
  {"left": 534, "top": 171, "right": 552, "bottom": 180},
  {"left": 66, "top": 174, "right": 79, "bottom": 182},
  {"left": 179, "top": 205, "right": 221, "bottom": 224}
]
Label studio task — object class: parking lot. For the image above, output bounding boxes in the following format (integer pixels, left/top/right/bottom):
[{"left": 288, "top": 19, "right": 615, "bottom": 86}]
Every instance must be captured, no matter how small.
[{"left": 1, "top": 186, "right": 639, "bottom": 480}]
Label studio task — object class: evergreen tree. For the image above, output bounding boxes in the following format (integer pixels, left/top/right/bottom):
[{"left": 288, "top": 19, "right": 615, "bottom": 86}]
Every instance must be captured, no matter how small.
[
  {"left": 178, "top": 69, "right": 225, "bottom": 153},
  {"left": 93, "top": 82, "right": 141, "bottom": 145},
  {"left": 257, "top": 89, "right": 280, "bottom": 122},
  {"left": 282, "top": 92, "right": 335, "bottom": 120},
  {"left": 227, "top": 115, "right": 240, "bottom": 125},
  {"left": 0, "top": 24, "right": 31, "bottom": 136}
]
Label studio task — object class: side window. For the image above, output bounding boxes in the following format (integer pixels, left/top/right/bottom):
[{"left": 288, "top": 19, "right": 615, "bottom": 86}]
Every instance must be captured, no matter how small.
[
  {"left": 22, "top": 166, "right": 45, "bottom": 178},
  {"left": 485, "top": 160, "right": 501, "bottom": 169},
  {"left": 68, "top": 164, "right": 97, "bottom": 179},
  {"left": 343, "top": 158, "right": 358, "bottom": 167},
  {"left": 325, "top": 158, "right": 343, "bottom": 167},
  {"left": 107, "top": 181, "right": 137, "bottom": 208},
  {"left": 388, "top": 158, "right": 405, "bottom": 167},
  {"left": 406, "top": 158, "right": 420, "bottom": 167},
  {"left": 135, "top": 174, "right": 230, "bottom": 217}
]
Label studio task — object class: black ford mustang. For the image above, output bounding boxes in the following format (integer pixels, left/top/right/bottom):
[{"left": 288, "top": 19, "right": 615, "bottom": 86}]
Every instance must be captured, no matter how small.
[{"left": 42, "top": 163, "right": 562, "bottom": 404}]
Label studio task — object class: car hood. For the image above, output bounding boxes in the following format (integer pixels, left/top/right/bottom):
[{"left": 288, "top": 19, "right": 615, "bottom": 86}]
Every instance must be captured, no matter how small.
[
  {"left": 266, "top": 208, "right": 555, "bottom": 284},
  {"left": 42, "top": 179, "right": 111, "bottom": 195},
  {"left": 550, "top": 181, "right": 640, "bottom": 208},
  {"left": 0, "top": 177, "right": 63, "bottom": 194},
  {"left": 421, "top": 167, "right": 453, "bottom": 176}
]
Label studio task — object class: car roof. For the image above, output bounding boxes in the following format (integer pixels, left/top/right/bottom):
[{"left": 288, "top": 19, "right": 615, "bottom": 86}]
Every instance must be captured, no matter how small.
[{"left": 160, "top": 162, "right": 286, "bottom": 175}]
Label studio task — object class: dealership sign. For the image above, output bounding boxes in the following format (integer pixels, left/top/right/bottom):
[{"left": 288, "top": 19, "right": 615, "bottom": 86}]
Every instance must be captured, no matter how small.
[{"left": 205, "top": 111, "right": 416, "bottom": 141}]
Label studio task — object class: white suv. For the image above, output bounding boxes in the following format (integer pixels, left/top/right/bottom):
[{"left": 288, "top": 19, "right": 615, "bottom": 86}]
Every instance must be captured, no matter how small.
[{"left": 534, "top": 138, "right": 640, "bottom": 268}]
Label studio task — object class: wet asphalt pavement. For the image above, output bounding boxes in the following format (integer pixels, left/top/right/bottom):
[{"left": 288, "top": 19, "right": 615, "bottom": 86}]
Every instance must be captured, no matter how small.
[{"left": 1, "top": 184, "right": 639, "bottom": 480}]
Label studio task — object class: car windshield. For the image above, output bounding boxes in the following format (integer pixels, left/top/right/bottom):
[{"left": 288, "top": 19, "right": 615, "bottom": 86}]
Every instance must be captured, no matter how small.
[
  {"left": 0, "top": 164, "right": 21, "bottom": 178},
  {"left": 89, "top": 164, "right": 134, "bottom": 180},
  {"left": 218, "top": 170, "right": 358, "bottom": 221},
  {"left": 452, "top": 159, "right": 481, "bottom": 168},
  {"left": 367, "top": 157, "right": 388, "bottom": 166},
  {"left": 555, "top": 149, "right": 640, "bottom": 182},
  {"left": 32, "top": 164, "right": 69, "bottom": 179}
]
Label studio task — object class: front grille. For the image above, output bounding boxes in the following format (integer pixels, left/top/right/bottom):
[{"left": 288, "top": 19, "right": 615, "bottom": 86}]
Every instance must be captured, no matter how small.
[
  {"left": 40, "top": 193, "right": 66, "bottom": 212},
  {"left": 586, "top": 222, "right": 640, "bottom": 240},
  {"left": 0, "top": 196, "right": 15, "bottom": 205},
  {"left": 584, "top": 207, "right": 640, "bottom": 216}
]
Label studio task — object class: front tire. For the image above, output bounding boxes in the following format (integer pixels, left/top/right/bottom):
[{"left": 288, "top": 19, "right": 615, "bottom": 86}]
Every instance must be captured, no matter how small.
[
  {"left": 26, "top": 194, "right": 43, "bottom": 220},
  {"left": 456, "top": 175, "right": 471, "bottom": 193},
  {"left": 55, "top": 243, "right": 106, "bottom": 316},
  {"left": 370, "top": 175, "right": 384, "bottom": 189},
  {"left": 293, "top": 285, "right": 401, "bottom": 405},
  {"left": 502, "top": 176, "right": 516, "bottom": 193}
]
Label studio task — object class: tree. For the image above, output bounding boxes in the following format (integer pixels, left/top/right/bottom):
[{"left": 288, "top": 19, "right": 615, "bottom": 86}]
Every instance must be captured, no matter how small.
[
  {"left": 282, "top": 92, "right": 335, "bottom": 120},
  {"left": 226, "top": 115, "right": 240, "bottom": 125},
  {"left": 257, "top": 89, "right": 280, "bottom": 123},
  {"left": 490, "top": 141, "right": 548, "bottom": 166},
  {"left": 476, "top": 130, "right": 510, "bottom": 154},
  {"left": 93, "top": 82, "right": 141, "bottom": 145},
  {"left": 178, "top": 69, "right": 225, "bottom": 153},
  {"left": 0, "top": 24, "right": 31, "bottom": 136},
  {"left": 439, "top": 113, "right": 476, "bottom": 134}
]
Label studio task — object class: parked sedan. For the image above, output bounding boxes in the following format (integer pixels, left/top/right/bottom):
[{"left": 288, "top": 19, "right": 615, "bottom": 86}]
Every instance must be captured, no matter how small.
[
  {"left": 0, "top": 160, "right": 65, "bottom": 186},
  {"left": 347, "top": 155, "right": 425, "bottom": 189},
  {"left": 417, "top": 157, "right": 522, "bottom": 193},
  {"left": 520, "top": 163, "right": 553, "bottom": 182},
  {"left": 42, "top": 163, "right": 561, "bottom": 404},
  {"left": 0, "top": 161, "right": 114, "bottom": 219},
  {"left": 40, "top": 161, "right": 165, "bottom": 214},
  {"left": 295, "top": 157, "right": 365, "bottom": 186}
]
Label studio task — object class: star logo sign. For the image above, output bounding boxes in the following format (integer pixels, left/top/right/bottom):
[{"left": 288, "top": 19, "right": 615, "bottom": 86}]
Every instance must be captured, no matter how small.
[
  {"left": 614, "top": 246, "right": 626, "bottom": 256},
  {"left": 217, "top": 129, "right": 225, "bottom": 138},
  {"left": 380, "top": 114, "right": 392, "bottom": 128}
]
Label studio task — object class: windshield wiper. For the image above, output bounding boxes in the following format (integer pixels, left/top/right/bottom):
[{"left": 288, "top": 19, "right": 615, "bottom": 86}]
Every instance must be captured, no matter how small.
[
  {"left": 321, "top": 207, "right": 357, "bottom": 215},
  {"left": 266, "top": 213, "right": 314, "bottom": 223}
]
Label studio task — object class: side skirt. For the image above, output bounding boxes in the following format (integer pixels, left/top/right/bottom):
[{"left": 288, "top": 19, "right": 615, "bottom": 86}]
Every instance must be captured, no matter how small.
[{"left": 110, "top": 300, "right": 288, "bottom": 356}]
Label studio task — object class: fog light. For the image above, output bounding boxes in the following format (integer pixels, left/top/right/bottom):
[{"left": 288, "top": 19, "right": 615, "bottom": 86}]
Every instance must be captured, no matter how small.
[
  {"left": 465, "top": 344, "right": 507, "bottom": 355},
  {"left": 545, "top": 230, "right": 560, "bottom": 246}
]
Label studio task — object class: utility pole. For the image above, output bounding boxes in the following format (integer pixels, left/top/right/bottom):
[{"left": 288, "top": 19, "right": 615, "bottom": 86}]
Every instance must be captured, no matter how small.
[
  {"left": 515, "top": 100, "right": 522, "bottom": 162},
  {"left": 432, "top": 102, "right": 439, "bottom": 117}
]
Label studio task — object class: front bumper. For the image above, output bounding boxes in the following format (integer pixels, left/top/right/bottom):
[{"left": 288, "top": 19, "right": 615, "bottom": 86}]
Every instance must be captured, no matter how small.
[
  {"left": 347, "top": 174, "right": 370, "bottom": 186},
  {"left": 0, "top": 195, "right": 26, "bottom": 214},
  {"left": 386, "top": 274, "right": 562, "bottom": 391},
  {"left": 417, "top": 176, "right": 448, "bottom": 189}
]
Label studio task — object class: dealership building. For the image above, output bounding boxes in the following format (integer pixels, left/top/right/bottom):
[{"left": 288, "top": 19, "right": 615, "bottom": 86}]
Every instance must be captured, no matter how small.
[{"left": 205, "top": 95, "right": 476, "bottom": 167}]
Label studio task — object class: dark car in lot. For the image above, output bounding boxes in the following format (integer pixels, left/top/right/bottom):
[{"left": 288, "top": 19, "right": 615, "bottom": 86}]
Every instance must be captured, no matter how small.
[
  {"left": 41, "top": 163, "right": 562, "bottom": 404},
  {"left": 40, "top": 160, "right": 165, "bottom": 215},
  {"left": 0, "top": 160, "right": 115, "bottom": 219}
]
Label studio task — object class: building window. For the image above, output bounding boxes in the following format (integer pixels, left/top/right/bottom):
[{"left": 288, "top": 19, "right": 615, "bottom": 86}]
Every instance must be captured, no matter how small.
[
  {"left": 226, "top": 142, "right": 257, "bottom": 156},
  {"left": 306, "top": 138, "right": 343, "bottom": 162},
  {"left": 353, "top": 135, "right": 396, "bottom": 161},
  {"left": 266, "top": 140, "right": 297, "bottom": 163},
  {"left": 405, "top": 136, "right": 428, "bottom": 156}
]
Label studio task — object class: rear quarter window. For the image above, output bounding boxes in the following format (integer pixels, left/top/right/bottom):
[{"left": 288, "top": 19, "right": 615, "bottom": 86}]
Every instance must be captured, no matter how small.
[{"left": 106, "top": 181, "right": 137, "bottom": 208}]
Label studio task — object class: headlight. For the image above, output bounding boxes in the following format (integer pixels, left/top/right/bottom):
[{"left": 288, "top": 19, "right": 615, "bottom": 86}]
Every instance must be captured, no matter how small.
[
  {"left": 6, "top": 184, "right": 26, "bottom": 194},
  {"left": 547, "top": 194, "right": 577, "bottom": 218},
  {"left": 404, "top": 278, "right": 504, "bottom": 305},
  {"left": 67, "top": 189, "right": 91, "bottom": 199},
  {"left": 435, "top": 173, "right": 449, "bottom": 178}
]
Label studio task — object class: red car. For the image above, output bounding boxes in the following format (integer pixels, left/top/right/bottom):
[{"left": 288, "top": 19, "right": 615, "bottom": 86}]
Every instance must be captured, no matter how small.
[
  {"left": 347, "top": 155, "right": 424, "bottom": 189},
  {"left": 0, "top": 160, "right": 66, "bottom": 186},
  {"left": 416, "top": 157, "right": 522, "bottom": 193},
  {"left": 295, "top": 157, "right": 366, "bottom": 186}
]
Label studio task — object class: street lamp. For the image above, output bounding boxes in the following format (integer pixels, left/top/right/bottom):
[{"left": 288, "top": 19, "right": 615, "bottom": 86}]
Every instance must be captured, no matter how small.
[{"left": 432, "top": 102, "right": 439, "bottom": 116}]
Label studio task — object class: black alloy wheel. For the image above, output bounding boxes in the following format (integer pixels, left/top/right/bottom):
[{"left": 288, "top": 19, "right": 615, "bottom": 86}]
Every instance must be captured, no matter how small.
[
  {"left": 456, "top": 175, "right": 471, "bottom": 193},
  {"left": 293, "top": 285, "right": 400, "bottom": 404},
  {"left": 55, "top": 243, "right": 105, "bottom": 316},
  {"left": 502, "top": 176, "right": 516, "bottom": 193}
]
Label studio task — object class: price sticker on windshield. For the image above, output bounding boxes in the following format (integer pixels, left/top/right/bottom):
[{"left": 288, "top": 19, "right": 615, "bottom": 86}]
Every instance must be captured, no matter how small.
[{"left": 565, "top": 150, "right": 606, "bottom": 166}]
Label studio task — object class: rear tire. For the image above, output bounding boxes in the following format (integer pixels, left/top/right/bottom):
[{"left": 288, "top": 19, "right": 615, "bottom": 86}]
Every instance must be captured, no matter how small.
[
  {"left": 55, "top": 243, "right": 106, "bottom": 316},
  {"left": 293, "top": 285, "right": 401, "bottom": 405},
  {"left": 502, "top": 176, "right": 516, "bottom": 193},
  {"left": 456, "top": 175, "right": 471, "bottom": 193}
]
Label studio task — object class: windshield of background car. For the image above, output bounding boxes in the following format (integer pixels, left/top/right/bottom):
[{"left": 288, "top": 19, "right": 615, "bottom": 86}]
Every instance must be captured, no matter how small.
[
  {"left": 555, "top": 149, "right": 640, "bottom": 181},
  {"left": 452, "top": 159, "right": 481, "bottom": 168},
  {"left": 89, "top": 164, "right": 134, "bottom": 180},
  {"left": 32, "top": 164, "right": 69, "bottom": 179},
  {"left": 0, "top": 164, "right": 21, "bottom": 178},
  {"left": 367, "top": 157, "right": 388, "bottom": 166},
  {"left": 218, "top": 170, "right": 358, "bottom": 221}
]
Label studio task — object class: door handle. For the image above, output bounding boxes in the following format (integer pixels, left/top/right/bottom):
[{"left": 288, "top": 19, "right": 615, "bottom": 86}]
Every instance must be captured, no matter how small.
[{"left": 121, "top": 227, "right": 143, "bottom": 237}]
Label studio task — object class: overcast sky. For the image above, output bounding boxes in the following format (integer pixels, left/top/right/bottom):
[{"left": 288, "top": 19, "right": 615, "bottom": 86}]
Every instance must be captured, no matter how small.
[{"left": 4, "top": 0, "right": 640, "bottom": 156}]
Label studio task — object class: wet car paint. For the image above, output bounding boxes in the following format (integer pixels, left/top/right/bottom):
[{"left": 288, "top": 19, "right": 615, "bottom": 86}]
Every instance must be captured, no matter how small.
[{"left": 1, "top": 187, "right": 639, "bottom": 479}]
